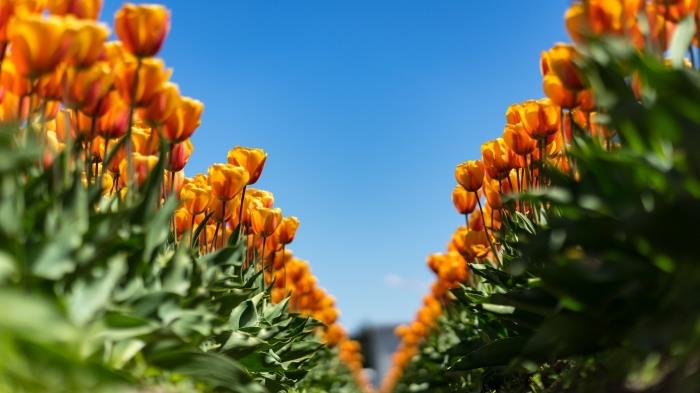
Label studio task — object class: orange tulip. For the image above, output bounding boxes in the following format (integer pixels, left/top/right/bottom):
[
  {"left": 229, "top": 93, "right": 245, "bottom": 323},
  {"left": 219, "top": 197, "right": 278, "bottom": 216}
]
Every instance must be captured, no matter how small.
[
  {"left": 451, "top": 185, "right": 477, "bottom": 215},
  {"left": 246, "top": 188, "right": 275, "bottom": 208},
  {"left": 7, "top": 15, "right": 74, "bottom": 78},
  {"left": 503, "top": 123, "right": 536, "bottom": 156},
  {"left": 543, "top": 73, "right": 576, "bottom": 109},
  {"left": 173, "top": 207, "right": 192, "bottom": 238},
  {"left": 70, "top": 19, "right": 109, "bottom": 67},
  {"left": 97, "top": 93, "right": 129, "bottom": 139},
  {"left": 227, "top": 146, "right": 268, "bottom": 184},
  {"left": 251, "top": 206, "right": 282, "bottom": 237},
  {"left": 518, "top": 99, "right": 560, "bottom": 141},
  {"left": 454, "top": 160, "right": 484, "bottom": 192},
  {"left": 167, "top": 139, "right": 193, "bottom": 172},
  {"left": 65, "top": 61, "right": 113, "bottom": 109},
  {"left": 180, "top": 181, "right": 211, "bottom": 216},
  {"left": 505, "top": 103, "right": 521, "bottom": 125},
  {"left": 208, "top": 163, "right": 249, "bottom": 201},
  {"left": 115, "top": 57, "right": 171, "bottom": 107},
  {"left": 543, "top": 43, "right": 584, "bottom": 91},
  {"left": 1, "top": 59, "right": 32, "bottom": 96},
  {"left": 162, "top": 96, "right": 203, "bottom": 143},
  {"left": 276, "top": 216, "right": 300, "bottom": 245},
  {"left": 139, "top": 81, "right": 181, "bottom": 126},
  {"left": 114, "top": 3, "right": 169, "bottom": 58},
  {"left": 36, "top": 64, "right": 65, "bottom": 101},
  {"left": 48, "top": 0, "right": 103, "bottom": 19},
  {"left": 481, "top": 138, "right": 513, "bottom": 180},
  {"left": 565, "top": 3, "right": 587, "bottom": 43}
]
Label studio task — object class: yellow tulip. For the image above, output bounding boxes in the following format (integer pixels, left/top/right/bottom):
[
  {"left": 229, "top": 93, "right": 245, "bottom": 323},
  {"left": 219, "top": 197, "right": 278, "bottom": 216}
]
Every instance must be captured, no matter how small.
[
  {"left": 69, "top": 18, "right": 109, "bottom": 67},
  {"left": 451, "top": 185, "right": 477, "bottom": 215},
  {"left": 276, "top": 216, "right": 300, "bottom": 245},
  {"left": 227, "top": 146, "right": 267, "bottom": 184},
  {"left": 250, "top": 206, "right": 282, "bottom": 237},
  {"left": 115, "top": 57, "right": 171, "bottom": 107},
  {"left": 180, "top": 182, "right": 211, "bottom": 216},
  {"left": 139, "top": 81, "right": 181, "bottom": 126},
  {"left": 162, "top": 96, "right": 203, "bottom": 143},
  {"left": 207, "top": 163, "right": 249, "bottom": 201}
]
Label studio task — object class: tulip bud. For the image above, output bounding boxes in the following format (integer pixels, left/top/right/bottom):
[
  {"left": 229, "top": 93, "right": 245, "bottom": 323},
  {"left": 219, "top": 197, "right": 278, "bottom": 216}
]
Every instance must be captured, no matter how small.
[
  {"left": 114, "top": 3, "right": 170, "bottom": 58},
  {"left": 454, "top": 160, "right": 484, "bottom": 192},
  {"left": 250, "top": 206, "right": 283, "bottom": 237},
  {"left": 208, "top": 163, "right": 249, "bottom": 201},
  {"left": 162, "top": 96, "right": 203, "bottom": 143},
  {"left": 227, "top": 146, "right": 268, "bottom": 185},
  {"left": 168, "top": 139, "right": 193, "bottom": 172},
  {"left": 451, "top": 185, "right": 477, "bottom": 215}
]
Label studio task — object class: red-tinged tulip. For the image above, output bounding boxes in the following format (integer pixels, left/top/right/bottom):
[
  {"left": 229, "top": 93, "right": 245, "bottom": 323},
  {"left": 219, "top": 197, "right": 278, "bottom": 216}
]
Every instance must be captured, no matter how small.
[
  {"left": 139, "top": 82, "right": 180, "bottom": 126},
  {"left": 451, "top": 185, "right": 477, "bottom": 215},
  {"left": 227, "top": 146, "right": 267, "bottom": 184},
  {"left": 48, "top": 0, "right": 103, "bottom": 19},
  {"left": 505, "top": 103, "right": 521, "bottom": 125},
  {"left": 503, "top": 123, "right": 536, "bottom": 156},
  {"left": 115, "top": 57, "right": 171, "bottom": 107},
  {"left": 65, "top": 61, "right": 113, "bottom": 109},
  {"left": 167, "top": 138, "right": 192, "bottom": 172},
  {"left": 454, "top": 160, "right": 484, "bottom": 192},
  {"left": 208, "top": 163, "right": 249, "bottom": 201},
  {"left": 251, "top": 206, "right": 282, "bottom": 237},
  {"left": 114, "top": 3, "right": 169, "bottom": 58},
  {"left": 97, "top": 93, "right": 129, "bottom": 139},
  {"left": 7, "top": 15, "right": 75, "bottom": 78},
  {"left": 162, "top": 96, "right": 203, "bottom": 143},
  {"left": 653, "top": 0, "right": 697, "bottom": 22},
  {"left": 576, "top": 89, "right": 595, "bottom": 112}
]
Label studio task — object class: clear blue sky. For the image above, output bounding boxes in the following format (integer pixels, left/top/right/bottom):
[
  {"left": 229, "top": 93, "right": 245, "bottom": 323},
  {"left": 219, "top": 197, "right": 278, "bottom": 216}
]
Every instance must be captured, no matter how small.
[{"left": 103, "top": 1, "right": 569, "bottom": 332}]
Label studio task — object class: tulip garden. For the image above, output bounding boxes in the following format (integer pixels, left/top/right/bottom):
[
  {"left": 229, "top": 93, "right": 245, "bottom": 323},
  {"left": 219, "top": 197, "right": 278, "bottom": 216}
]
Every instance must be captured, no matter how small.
[{"left": 2, "top": 0, "right": 700, "bottom": 392}]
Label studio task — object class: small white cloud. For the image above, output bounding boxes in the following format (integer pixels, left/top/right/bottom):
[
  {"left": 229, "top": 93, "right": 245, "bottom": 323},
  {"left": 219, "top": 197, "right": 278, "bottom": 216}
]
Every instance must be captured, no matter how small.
[{"left": 384, "top": 273, "right": 430, "bottom": 292}]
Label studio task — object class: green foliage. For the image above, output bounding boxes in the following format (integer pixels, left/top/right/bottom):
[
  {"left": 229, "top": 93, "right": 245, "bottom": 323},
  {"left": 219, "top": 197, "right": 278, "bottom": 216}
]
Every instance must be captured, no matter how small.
[
  {"left": 0, "top": 124, "right": 361, "bottom": 392},
  {"left": 392, "top": 40, "right": 700, "bottom": 393}
]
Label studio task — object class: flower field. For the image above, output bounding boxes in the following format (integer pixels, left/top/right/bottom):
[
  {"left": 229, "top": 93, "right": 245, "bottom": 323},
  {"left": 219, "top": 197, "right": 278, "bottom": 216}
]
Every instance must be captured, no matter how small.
[{"left": 2, "top": 0, "right": 700, "bottom": 392}]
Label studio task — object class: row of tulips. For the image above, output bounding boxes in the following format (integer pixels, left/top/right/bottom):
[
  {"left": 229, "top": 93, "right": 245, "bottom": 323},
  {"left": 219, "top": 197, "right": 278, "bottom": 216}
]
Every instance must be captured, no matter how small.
[
  {"left": 0, "top": 0, "right": 368, "bottom": 390},
  {"left": 380, "top": 0, "right": 699, "bottom": 391}
]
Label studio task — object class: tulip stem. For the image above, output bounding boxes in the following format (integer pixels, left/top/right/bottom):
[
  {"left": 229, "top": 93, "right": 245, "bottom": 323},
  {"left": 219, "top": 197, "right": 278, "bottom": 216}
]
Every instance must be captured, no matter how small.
[
  {"left": 220, "top": 202, "right": 227, "bottom": 246},
  {"left": 474, "top": 192, "right": 500, "bottom": 265},
  {"left": 125, "top": 58, "right": 142, "bottom": 202},
  {"left": 282, "top": 244, "right": 287, "bottom": 294},
  {"left": 261, "top": 235, "right": 268, "bottom": 294},
  {"left": 237, "top": 186, "right": 247, "bottom": 237},
  {"left": 189, "top": 214, "right": 196, "bottom": 248},
  {"left": 560, "top": 108, "right": 572, "bottom": 176}
]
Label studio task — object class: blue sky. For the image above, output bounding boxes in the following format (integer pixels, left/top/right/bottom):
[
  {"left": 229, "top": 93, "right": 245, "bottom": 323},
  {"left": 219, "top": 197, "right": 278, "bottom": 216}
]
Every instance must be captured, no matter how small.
[{"left": 103, "top": 1, "right": 569, "bottom": 332}]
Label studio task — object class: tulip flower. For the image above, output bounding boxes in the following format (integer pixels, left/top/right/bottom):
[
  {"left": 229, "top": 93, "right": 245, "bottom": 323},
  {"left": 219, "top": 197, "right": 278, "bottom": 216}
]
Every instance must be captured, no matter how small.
[
  {"left": 454, "top": 160, "right": 484, "bottom": 192},
  {"left": 481, "top": 138, "right": 513, "bottom": 180},
  {"left": 1, "top": 60, "right": 32, "bottom": 96},
  {"left": 65, "top": 62, "right": 113, "bottom": 110},
  {"left": 451, "top": 185, "right": 477, "bottom": 217},
  {"left": 653, "top": 0, "right": 697, "bottom": 22},
  {"left": 518, "top": 99, "right": 560, "bottom": 142},
  {"left": 139, "top": 82, "right": 181, "bottom": 126},
  {"left": 115, "top": 57, "right": 171, "bottom": 107},
  {"left": 503, "top": 124, "right": 536, "bottom": 156},
  {"left": 167, "top": 139, "right": 193, "bottom": 172},
  {"left": 208, "top": 163, "right": 249, "bottom": 201},
  {"left": 7, "top": 15, "right": 75, "bottom": 78},
  {"left": 48, "top": 0, "right": 103, "bottom": 19},
  {"left": 227, "top": 146, "right": 268, "bottom": 185},
  {"left": 97, "top": 94, "right": 129, "bottom": 140},
  {"left": 162, "top": 96, "right": 203, "bottom": 143},
  {"left": 542, "top": 44, "right": 585, "bottom": 91},
  {"left": 114, "top": 3, "right": 170, "bottom": 58},
  {"left": 69, "top": 19, "right": 109, "bottom": 68},
  {"left": 180, "top": 182, "right": 211, "bottom": 216},
  {"left": 276, "top": 216, "right": 300, "bottom": 245},
  {"left": 251, "top": 206, "right": 282, "bottom": 238}
]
